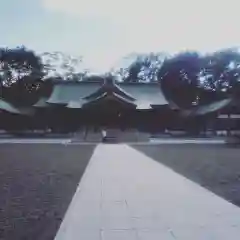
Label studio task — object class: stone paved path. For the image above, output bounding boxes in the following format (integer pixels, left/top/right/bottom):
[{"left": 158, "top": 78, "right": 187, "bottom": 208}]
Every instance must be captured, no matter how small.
[
  {"left": 55, "top": 144, "right": 240, "bottom": 240},
  {"left": 0, "top": 138, "right": 71, "bottom": 144}
]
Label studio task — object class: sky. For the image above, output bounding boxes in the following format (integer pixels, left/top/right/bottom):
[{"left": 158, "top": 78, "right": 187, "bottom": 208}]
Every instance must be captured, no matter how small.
[{"left": 0, "top": 0, "right": 240, "bottom": 72}]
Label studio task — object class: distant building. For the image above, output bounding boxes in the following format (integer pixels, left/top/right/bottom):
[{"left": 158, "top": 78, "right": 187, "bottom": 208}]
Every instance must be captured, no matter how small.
[
  {"left": 0, "top": 78, "right": 174, "bottom": 133},
  {"left": 0, "top": 78, "right": 239, "bottom": 136}
]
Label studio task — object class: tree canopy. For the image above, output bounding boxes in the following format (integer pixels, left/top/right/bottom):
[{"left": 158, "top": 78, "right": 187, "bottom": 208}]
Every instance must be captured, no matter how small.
[
  {"left": 0, "top": 46, "right": 53, "bottom": 106},
  {"left": 1, "top": 45, "right": 240, "bottom": 108},
  {"left": 116, "top": 49, "right": 240, "bottom": 108},
  {"left": 0, "top": 46, "right": 44, "bottom": 87},
  {"left": 158, "top": 51, "right": 202, "bottom": 108}
]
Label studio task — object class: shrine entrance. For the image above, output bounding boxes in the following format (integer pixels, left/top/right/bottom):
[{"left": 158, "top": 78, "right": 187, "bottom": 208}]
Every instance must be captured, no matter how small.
[{"left": 83, "top": 98, "right": 136, "bottom": 128}]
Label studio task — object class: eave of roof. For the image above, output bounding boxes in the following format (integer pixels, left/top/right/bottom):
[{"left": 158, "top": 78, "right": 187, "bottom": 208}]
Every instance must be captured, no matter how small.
[
  {"left": 120, "top": 84, "right": 168, "bottom": 107},
  {"left": 179, "top": 98, "right": 233, "bottom": 117},
  {"left": 33, "top": 98, "right": 52, "bottom": 108},
  {"left": 66, "top": 99, "right": 87, "bottom": 108},
  {"left": 0, "top": 99, "right": 35, "bottom": 116},
  {"left": 194, "top": 98, "right": 233, "bottom": 116}
]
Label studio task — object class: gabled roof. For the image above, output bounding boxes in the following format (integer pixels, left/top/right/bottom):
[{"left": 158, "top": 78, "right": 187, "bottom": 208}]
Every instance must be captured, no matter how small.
[
  {"left": 47, "top": 81, "right": 102, "bottom": 104},
  {"left": 46, "top": 81, "right": 167, "bottom": 109},
  {"left": 84, "top": 82, "right": 136, "bottom": 102},
  {"left": 82, "top": 92, "right": 136, "bottom": 108},
  {"left": 120, "top": 83, "right": 168, "bottom": 109}
]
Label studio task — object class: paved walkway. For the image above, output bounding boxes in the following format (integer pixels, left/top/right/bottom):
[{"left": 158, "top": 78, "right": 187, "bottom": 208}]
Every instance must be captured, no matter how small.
[
  {"left": 149, "top": 138, "right": 226, "bottom": 144},
  {"left": 0, "top": 138, "right": 71, "bottom": 144},
  {"left": 55, "top": 144, "right": 240, "bottom": 240}
]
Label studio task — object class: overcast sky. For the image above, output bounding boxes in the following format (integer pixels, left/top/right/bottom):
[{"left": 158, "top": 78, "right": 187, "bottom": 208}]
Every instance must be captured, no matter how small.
[{"left": 0, "top": 0, "right": 240, "bottom": 72}]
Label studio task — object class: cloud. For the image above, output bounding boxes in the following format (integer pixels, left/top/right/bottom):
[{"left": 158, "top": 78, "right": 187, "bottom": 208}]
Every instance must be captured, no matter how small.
[
  {"left": 42, "top": 0, "right": 139, "bottom": 19},
  {"left": 42, "top": 0, "right": 237, "bottom": 23},
  {"left": 42, "top": 0, "right": 240, "bottom": 54},
  {"left": 42, "top": 0, "right": 215, "bottom": 25}
]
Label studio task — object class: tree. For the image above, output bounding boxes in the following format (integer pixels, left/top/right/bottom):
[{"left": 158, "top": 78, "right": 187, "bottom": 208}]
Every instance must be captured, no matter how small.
[
  {"left": 200, "top": 48, "right": 240, "bottom": 92},
  {"left": 0, "top": 46, "right": 45, "bottom": 105},
  {"left": 41, "top": 51, "right": 87, "bottom": 81},
  {"left": 2, "top": 77, "right": 53, "bottom": 106},
  {"left": 158, "top": 51, "right": 203, "bottom": 108},
  {"left": 0, "top": 46, "right": 44, "bottom": 87},
  {"left": 115, "top": 52, "right": 166, "bottom": 82},
  {"left": 124, "top": 59, "right": 142, "bottom": 82}
]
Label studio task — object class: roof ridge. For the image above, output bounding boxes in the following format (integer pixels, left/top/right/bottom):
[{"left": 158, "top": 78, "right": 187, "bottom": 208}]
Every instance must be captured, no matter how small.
[
  {"left": 83, "top": 91, "right": 136, "bottom": 108},
  {"left": 84, "top": 82, "right": 136, "bottom": 101}
]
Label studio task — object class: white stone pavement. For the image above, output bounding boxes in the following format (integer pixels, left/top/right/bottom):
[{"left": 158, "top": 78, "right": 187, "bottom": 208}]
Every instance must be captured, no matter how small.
[
  {"left": 0, "top": 137, "right": 227, "bottom": 145},
  {"left": 149, "top": 138, "right": 226, "bottom": 144},
  {"left": 55, "top": 144, "right": 240, "bottom": 240},
  {"left": 0, "top": 138, "right": 72, "bottom": 144}
]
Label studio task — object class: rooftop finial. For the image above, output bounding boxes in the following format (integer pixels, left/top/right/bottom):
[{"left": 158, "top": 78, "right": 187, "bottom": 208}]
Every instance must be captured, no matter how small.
[{"left": 104, "top": 73, "right": 115, "bottom": 85}]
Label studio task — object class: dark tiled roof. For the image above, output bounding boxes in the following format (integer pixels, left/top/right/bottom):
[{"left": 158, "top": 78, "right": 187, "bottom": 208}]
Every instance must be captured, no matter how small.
[
  {"left": 119, "top": 83, "right": 168, "bottom": 108},
  {"left": 84, "top": 84, "right": 136, "bottom": 101},
  {"left": 47, "top": 81, "right": 102, "bottom": 104},
  {"left": 46, "top": 81, "right": 167, "bottom": 109},
  {"left": 82, "top": 92, "right": 136, "bottom": 108}
]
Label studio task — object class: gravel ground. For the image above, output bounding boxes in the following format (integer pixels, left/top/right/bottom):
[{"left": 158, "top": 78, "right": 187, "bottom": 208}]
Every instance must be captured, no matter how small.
[
  {"left": 0, "top": 143, "right": 96, "bottom": 240},
  {"left": 132, "top": 144, "right": 240, "bottom": 207}
]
